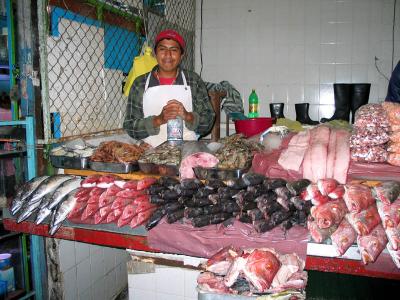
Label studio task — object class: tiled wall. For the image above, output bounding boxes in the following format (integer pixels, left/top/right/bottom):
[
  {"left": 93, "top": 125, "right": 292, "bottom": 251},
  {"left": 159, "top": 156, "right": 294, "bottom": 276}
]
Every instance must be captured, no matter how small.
[
  {"left": 194, "top": 0, "right": 400, "bottom": 123},
  {"left": 128, "top": 265, "right": 200, "bottom": 300},
  {"left": 58, "top": 240, "right": 129, "bottom": 300}
]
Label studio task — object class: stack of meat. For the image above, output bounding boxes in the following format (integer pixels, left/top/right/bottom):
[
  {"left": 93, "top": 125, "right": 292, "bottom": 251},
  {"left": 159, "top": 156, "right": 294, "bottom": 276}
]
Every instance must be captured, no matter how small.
[
  {"left": 197, "top": 246, "right": 307, "bottom": 297},
  {"left": 350, "top": 104, "right": 390, "bottom": 163},
  {"left": 272, "top": 126, "right": 351, "bottom": 184},
  {"left": 307, "top": 179, "right": 389, "bottom": 265},
  {"left": 374, "top": 181, "right": 400, "bottom": 268},
  {"left": 382, "top": 102, "right": 400, "bottom": 166},
  {"left": 90, "top": 141, "right": 150, "bottom": 163},
  {"left": 67, "top": 174, "right": 158, "bottom": 228},
  {"left": 145, "top": 174, "right": 312, "bottom": 233}
]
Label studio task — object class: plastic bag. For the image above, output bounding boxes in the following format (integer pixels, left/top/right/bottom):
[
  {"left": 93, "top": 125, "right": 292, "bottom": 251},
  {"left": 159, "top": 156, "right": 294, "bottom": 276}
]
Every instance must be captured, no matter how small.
[
  {"left": 388, "top": 153, "right": 400, "bottom": 166},
  {"left": 382, "top": 102, "right": 400, "bottom": 125},
  {"left": 123, "top": 46, "right": 158, "bottom": 97},
  {"left": 351, "top": 145, "right": 388, "bottom": 162},
  {"left": 354, "top": 103, "right": 390, "bottom": 130},
  {"left": 350, "top": 128, "right": 390, "bottom": 147},
  {"left": 387, "top": 142, "right": 400, "bottom": 153}
]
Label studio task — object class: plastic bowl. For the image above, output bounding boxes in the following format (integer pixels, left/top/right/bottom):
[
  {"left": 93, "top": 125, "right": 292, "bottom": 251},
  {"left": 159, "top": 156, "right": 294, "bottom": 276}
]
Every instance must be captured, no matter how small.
[{"left": 234, "top": 117, "right": 274, "bottom": 137}]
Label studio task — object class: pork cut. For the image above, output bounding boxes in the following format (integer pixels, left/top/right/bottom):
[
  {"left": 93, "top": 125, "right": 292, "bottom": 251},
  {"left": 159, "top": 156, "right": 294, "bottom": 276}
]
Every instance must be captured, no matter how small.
[
  {"left": 331, "top": 219, "right": 357, "bottom": 256},
  {"left": 346, "top": 205, "right": 381, "bottom": 236},
  {"left": 343, "top": 184, "right": 375, "bottom": 213},
  {"left": 310, "top": 199, "right": 348, "bottom": 229},
  {"left": 357, "top": 224, "right": 388, "bottom": 264}
]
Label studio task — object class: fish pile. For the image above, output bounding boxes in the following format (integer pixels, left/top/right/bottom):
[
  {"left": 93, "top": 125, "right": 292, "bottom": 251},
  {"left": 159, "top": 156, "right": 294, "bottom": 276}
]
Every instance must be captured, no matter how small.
[
  {"left": 67, "top": 174, "right": 157, "bottom": 229},
  {"left": 382, "top": 102, "right": 400, "bottom": 166},
  {"left": 197, "top": 246, "right": 307, "bottom": 297},
  {"left": 10, "top": 175, "right": 82, "bottom": 235},
  {"left": 307, "top": 179, "right": 392, "bottom": 266},
  {"left": 139, "top": 142, "right": 181, "bottom": 166},
  {"left": 145, "top": 173, "right": 312, "bottom": 233},
  {"left": 215, "top": 134, "right": 264, "bottom": 169},
  {"left": 374, "top": 181, "right": 400, "bottom": 268},
  {"left": 91, "top": 141, "right": 150, "bottom": 163}
]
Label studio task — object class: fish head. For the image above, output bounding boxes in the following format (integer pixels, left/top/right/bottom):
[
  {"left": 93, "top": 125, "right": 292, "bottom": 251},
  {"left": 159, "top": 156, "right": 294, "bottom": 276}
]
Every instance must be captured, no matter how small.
[
  {"left": 35, "top": 207, "right": 52, "bottom": 225},
  {"left": 49, "top": 223, "right": 61, "bottom": 236},
  {"left": 10, "top": 200, "right": 23, "bottom": 215}
]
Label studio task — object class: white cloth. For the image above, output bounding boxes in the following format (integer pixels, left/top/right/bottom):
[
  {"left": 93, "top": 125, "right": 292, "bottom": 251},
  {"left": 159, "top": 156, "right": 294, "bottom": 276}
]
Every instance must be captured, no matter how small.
[{"left": 142, "top": 71, "right": 197, "bottom": 147}]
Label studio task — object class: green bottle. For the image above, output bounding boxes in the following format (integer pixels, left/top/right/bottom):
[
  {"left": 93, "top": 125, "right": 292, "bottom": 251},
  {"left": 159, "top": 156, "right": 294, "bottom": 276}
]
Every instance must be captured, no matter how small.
[{"left": 248, "top": 89, "right": 259, "bottom": 118}]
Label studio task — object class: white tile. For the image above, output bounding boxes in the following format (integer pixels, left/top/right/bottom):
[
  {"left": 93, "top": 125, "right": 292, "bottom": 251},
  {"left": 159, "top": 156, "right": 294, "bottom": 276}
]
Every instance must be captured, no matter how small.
[
  {"left": 275, "top": 0, "right": 290, "bottom": 24},
  {"left": 304, "top": 84, "right": 320, "bottom": 104},
  {"left": 336, "top": 1, "right": 353, "bottom": 23},
  {"left": 103, "top": 247, "right": 117, "bottom": 272},
  {"left": 130, "top": 289, "right": 156, "bottom": 300},
  {"left": 319, "top": 84, "right": 334, "bottom": 105},
  {"left": 78, "top": 287, "right": 92, "bottom": 300},
  {"left": 286, "top": 103, "right": 296, "bottom": 120},
  {"left": 155, "top": 266, "right": 185, "bottom": 296},
  {"left": 77, "top": 257, "right": 91, "bottom": 295},
  {"left": 287, "top": 85, "right": 304, "bottom": 103},
  {"left": 128, "top": 272, "right": 156, "bottom": 290},
  {"left": 320, "top": 44, "right": 336, "bottom": 64},
  {"left": 352, "top": 43, "right": 369, "bottom": 64},
  {"left": 305, "top": 24, "right": 321, "bottom": 45},
  {"left": 63, "top": 266, "right": 77, "bottom": 300},
  {"left": 320, "top": 0, "right": 336, "bottom": 23},
  {"left": 90, "top": 249, "right": 105, "bottom": 285},
  {"left": 289, "top": 0, "right": 305, "bottom": 25},
  {"left": 274, "top": 45, "right": 289, "bottom": 64},
  {"left": 89, "top": 244, "right": 103, "bottom": 256},
  {"left": 92, "top": 278, "right": 106, "bottom": 300},
  {"left": 336, "top": 23, "right": 352, "bottom": 44},
  {"left": 319, "top": 104, "right": 336, "bottom": 119},
  {"left": 289, "top": 45, "right": 305, "bottom": 65},
  {"left": 275, "top": 24, "right": 290, "bottom": 45},
  {"left": 75, "top": 241, "right": 90, "bottom": 264},
  {"left": 308, "top": 104, "right": 320, "bottom": 121},
  {"left": 335, "top": 44, "right": 351, "bottom": 64},
  {"left": 116, "top": 262, "right": 128, "bottom": 291},
  {"left": 320, "top": 22, "right": 336, "bottom": 44},
  {"left": 320, "top": 64, "right": 335, "bottom": 84},
  {"left": 156, "top": 293, "right": 184, "bottom": 300},
  {"left": 351, "top": 64, "right": 369, "bottom": 83},
  {"left": 305, "top": 44, "right": 320, "bottom": 64},
  {"left": 105, "top": 269, "right": 117, "bottom": 300},
  {"left": 59, "top": 239, "right": 76, "bottom": 272},
  {"left": 335, "top": 64, "right": 351, "bottom": 83},
  {"left": 305, "top": 65, "right": 320, "bottom": 84},
  {"left": 271, "top": 85, "right": 288, "bottom": 103},
  {"left": 184, "top": 269, "right": 200, "bottom": 299},
  {"left": 305, "top": 0, "right": 321, "bottom": 25}
]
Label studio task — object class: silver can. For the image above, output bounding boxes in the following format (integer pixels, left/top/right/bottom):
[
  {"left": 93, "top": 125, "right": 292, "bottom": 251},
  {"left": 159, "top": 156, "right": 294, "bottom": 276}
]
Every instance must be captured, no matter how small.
[{"left": 167, "top": 117, "right": 183, "bottom": 141}]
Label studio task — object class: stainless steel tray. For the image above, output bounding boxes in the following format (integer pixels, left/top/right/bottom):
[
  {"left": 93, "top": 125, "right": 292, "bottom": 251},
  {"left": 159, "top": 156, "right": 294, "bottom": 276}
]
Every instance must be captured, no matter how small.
[
  {"left": 89, "top": 161, "right": 138, "bottom": 173},
  {"left": 50, "top": 155, "right": 88, "bottom": 170},
  {"left": 193, "top": 166, "right": 249, "bottom": 180}
]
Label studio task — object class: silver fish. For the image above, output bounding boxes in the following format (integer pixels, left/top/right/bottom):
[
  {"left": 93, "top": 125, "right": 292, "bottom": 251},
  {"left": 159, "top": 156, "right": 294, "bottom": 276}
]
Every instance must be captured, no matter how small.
[
  {"left": 49, "top": 189, "right": 78, "bottom": 235},
  {"left": 36, "top": 178, "right": 81, "bottom": 224},
  {"left": 17, "top": 192, "right": 53, "bottom": 224},
  {"left": 24, "top": 175, "right": 74, "bottom": 206},
  {"left": 10, "top": 176, "right": 49, "bottom": 215}
]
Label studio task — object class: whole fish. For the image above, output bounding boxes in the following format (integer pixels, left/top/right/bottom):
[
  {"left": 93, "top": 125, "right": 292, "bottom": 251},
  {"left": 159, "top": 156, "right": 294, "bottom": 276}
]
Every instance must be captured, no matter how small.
[
  {"left": 10, "top": 176, "right": 49, "bottom": 215},
  {"left": 24, "top": 175, "right": 74, "bottom": 207},
  {"left": 35, "top": 191, "right": 55, "bottom": 224},
  {"left": 35, "top": 177, "right": 81, "bottom": 224},
  {"left": 17, "top": 192, "right": 54, "bottom": 223},
  {"left": 49, "top": 189, "right": 78, "bottom": 235}
]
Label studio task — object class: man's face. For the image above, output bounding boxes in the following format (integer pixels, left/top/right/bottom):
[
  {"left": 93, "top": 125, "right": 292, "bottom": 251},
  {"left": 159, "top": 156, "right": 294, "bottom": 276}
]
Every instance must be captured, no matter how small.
[{"left": 155, "top": 39, "right": 183, "bottom": 73}]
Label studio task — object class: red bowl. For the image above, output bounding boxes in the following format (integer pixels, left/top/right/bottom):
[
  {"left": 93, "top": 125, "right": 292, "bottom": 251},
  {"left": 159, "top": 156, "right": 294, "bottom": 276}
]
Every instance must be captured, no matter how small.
[{"left": 234, "top": 117, "right": 275, "bottom": 137}]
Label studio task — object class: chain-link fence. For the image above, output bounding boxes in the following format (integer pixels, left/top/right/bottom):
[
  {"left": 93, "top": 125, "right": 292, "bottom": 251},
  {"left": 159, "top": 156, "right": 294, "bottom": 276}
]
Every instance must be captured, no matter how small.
[{"left": 42, "top": 0, "right": 195, "bottom": 142}]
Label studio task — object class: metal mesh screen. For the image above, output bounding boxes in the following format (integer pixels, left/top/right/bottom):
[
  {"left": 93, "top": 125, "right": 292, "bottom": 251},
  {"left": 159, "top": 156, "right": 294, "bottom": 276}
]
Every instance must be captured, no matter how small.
[{"left": 43, "top": 0, "right": 195, "bottom": 141}]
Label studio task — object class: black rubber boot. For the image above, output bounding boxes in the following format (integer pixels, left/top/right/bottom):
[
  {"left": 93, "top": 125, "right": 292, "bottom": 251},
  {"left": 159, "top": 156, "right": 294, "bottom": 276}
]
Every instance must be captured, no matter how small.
[
  {"left": 270, "top": 103, "right": 285, "bottom": 119},
  {"left": 295, "top": 103, "right": 319, "bottom": 125},
  {"left": 351, "top": 83, "right": 370, "bottom": 124},
  {"left": 320, "top": 83, "right": 352, "bottom": 123}
]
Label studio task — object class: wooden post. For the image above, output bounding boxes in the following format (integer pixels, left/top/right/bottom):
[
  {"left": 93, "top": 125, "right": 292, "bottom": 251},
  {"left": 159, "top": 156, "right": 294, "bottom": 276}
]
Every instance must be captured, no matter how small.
[{"left": 208, "top": 91, "right": 226, "bottom": 142}]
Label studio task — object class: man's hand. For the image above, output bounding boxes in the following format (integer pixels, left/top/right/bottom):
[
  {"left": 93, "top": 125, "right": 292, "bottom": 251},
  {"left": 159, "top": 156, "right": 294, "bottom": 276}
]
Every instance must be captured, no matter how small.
[{"left": 153, "top": 100, "right": 194, "bottom": 127}]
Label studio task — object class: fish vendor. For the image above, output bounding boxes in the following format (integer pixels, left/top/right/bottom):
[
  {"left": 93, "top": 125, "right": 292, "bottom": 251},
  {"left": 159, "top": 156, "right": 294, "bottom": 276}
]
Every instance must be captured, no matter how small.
[
  {"left": 386, "top": 60, "right": 400, "bottom": 103},
  {"left": 123, "top": 29, "right": 215, "bottom": 147}
]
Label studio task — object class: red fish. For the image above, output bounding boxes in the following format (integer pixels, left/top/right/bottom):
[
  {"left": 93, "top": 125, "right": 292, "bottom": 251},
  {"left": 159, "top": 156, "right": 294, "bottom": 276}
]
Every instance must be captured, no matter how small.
[
  {"left": 97, "top": 174, "right": 123, "bottom": 188},
  {"left": 94, "top": 211, "right": 109, "bottom": 224},
  {"left": 123, "top": 180, "right": 139, "bottom": 190},
  {"left": 111, "top": 197, "right": 132, "bottom": 210},
  {"left": 103, "top": 184, "right": 123, "bottom": 197},
  {"left": 137, "top": 177, "right": 157, "bottom": 190},
  {"left": 331, "top": 219, "right": 357, "bottom": 256},
  {"left": 117, "top": 204, "right": 136, "bottom": 227},
  {"left": 357, "top": 224, "right": 388, "bottom": 264},
  {"left": 88, "top": 195, "right": 102, "bottom": 204},
  {"left": 99, "top": 204, "right": 112, "bottom": 218},
  {"left": 76, "top": 194, "right": 90, "bottom": 203},
  {"left": 134, "top": 201, "right": 156, "bottom": 215},
  {"left": 130, "top": 207, "right": 156, "bottom": 228},
  {"left": 99, "top": 195, "right": 116, "bottom": 208},
  {"left": 75, "top": 187, "right": 92, "bottom": 198},
  {"left": 132, "top": 195, "right": 150, "bottom": 206},
  {"left": 89, "top": 187, "right": 105, "bottom": 197},
  {"left": 311, "top": 193, "right": 330, "bottom": 206},
  {"left": 81, "top": 203, "right": 99, "bottom": 220},
  {"left": 106, "top": 211, "right": 119, "bottom": 223},
  {"left": 68, "top": 201, "right": 87, "bottom": 219},
  {"left": 81, "top": 174, "right": 102, "bottom": 188}
]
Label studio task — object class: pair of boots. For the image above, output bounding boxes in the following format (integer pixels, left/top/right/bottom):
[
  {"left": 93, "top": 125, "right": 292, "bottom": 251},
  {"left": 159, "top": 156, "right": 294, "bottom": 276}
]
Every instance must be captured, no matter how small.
[
  {"left": 269, "top": 103, "right": 319, "bottom": 125},
  {"left": 320, "top": 83, "right": 371, "bottom": 123}
]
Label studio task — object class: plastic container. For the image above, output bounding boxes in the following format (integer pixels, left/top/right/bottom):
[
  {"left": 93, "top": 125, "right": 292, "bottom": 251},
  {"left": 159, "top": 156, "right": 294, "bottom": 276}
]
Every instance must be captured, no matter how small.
[
  {"left": 234, "top": 117, "right": 274, "bottom": 137},
  {"left": 0, "top": 253, "right": 15, "bottom": 293}
]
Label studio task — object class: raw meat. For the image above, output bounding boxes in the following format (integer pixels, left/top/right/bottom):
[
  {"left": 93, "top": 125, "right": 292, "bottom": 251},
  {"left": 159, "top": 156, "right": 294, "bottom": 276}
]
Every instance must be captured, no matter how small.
[
  {"left": 390, "top": 131, "right": 400, "bottom": 143},
  {"left": 331, "top": 219, "right": 357, "bottom": 256},
  {"left": 343, "top": 184, "right": 375, "bottom": 213},
  {"left": 102, "top": 184, "right": 122, "bottom": 197},
  {"left": 89, "top": 187, "right": 105, "bottom": 197},
  {"left": 123, "top": 180, "right": 139, "bottom": 190},
  {"left": 333, "top": 130, "right": 351, "bottom": 184},
  {"left": 387, "top": 142, "right": 400, "bottom": 153},
  {"left": 373, "top": 181, "right": 400, "bottom": 205},
  {"left": 310, "top": 199, "right": 348, "bottom": 229},
  {"left": 115, "top": 189, "right": 146, "bottom": 199},
  {"left": 349, "top": 128, "right": 390, "bottom": 147},
  {"left": 224, "top": 256, "right": 247, "bottom": 288},
  {"left": 98, "top": 195, "right": 116, "bottom": 208},
  {"left": 376, "top": 198, "right": 400, "bottom": 228},
  {"left": 130, "top": 207, "right": 157, "bottom": 228},
  {"left": 278, "top": 130, "right": 310, "bottom": 172},
  {"left": 382, "top": 101, "right": 400, "bottom": 125},
  {"left": 270, "top": 253, "right": 305, "bottom": 289},
  {"left": 387, "top": 244, "right": 400, "bottom": 269},
  {"left": 346, "top": 205, "right": 381, "bottom": 236},
  {"left": 197, "top": 272, "right": 229, "bottom": 294},
  {"left": 111, "top": 197, "right": 132, "bottom": 210},
  {"left": 385, "top": 225, "right": 400, "bottom": 251},
  {"left": 180, "top": 152, "right": 219, "bottom": 179},
  {"left": 325, "top": 130, "right": 337, "bottom": 179},
  {"left": 388, "top": 153, "right": 400, "bottom": 166},
  {"left": 81, "top": 175, "right": 101, "bottom": 188},
  {"left": 353, "top": 103, "right": 390, "bottom": 130},
  {"left": 137, "top": 177, "right": 157, "bottom": 190},
  {"left": 317, "top": 178, "right": 338, "bottom": 196},
  {"left": 328, "top": 185, "right": 345, "bottom": 199},
  {"left": 75, "top": 187, "right": 92, "bottom": 198},
  {"left": 242, "top": 249, "right": 281, "bottom": 292},
  {"left": 310, "top": 126, "right": 330, "bottom": 182},
  {"left": 205, "top": 246, "right": 242, "bottom": 276},
  {"left": 357, "top": 224, "right": 388, "bottom": 264},
  {"left": 117, "top": 204, "right": 136, "bottom": 227},
  {"left": 307, "top": 218, "right": 337, "bottom": 243},
  {"left": 97, "top": 174, "right": 123, "bottom": 188},
  {"left": 81, "top": 203, "right": 99, "bottom": 220}
]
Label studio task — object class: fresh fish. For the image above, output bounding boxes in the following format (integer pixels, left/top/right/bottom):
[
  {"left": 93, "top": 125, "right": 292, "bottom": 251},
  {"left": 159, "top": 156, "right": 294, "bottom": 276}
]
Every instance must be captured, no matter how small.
[
  {"left": 242, "top": 173, "right": 265, "bottom": 186},
  {"left": 247, "top": 184, "right": 269, "bottom": 197},
  {"left": 162, "top": 202, "right": 184, "bottom": 214},
  {"left": 148, "top": 184, "right": 165, "bottom": 195},
  {"left": 49, "top": 189, "right": 79, "bottom": 235},
  {"left": 263, "top": 178, "right": 287, "bottom": 190},
  {"left": 205, "top": 179, "right": 226, "bottom": 189},
  {"left": 137, "top": 177, "right": 157, "bottom": 190},
  {"left": 149, "top": 195, "right": 165, "bottom": 205},
  {"left": 10, "top": 176, "right": 49, "bottom": 215},
  {"left": 225, "top": 178, "right": 247, "bottom": 190},
  {"left": 47, "top": 178, "right": 82, "bottom": 210},
  {"left": 184, "top": 207, "right": 204, "bottom": 218},
  {"left": 166, "top": 209, "right": 184, "bottom": 223},
  {"left": 180, "top": 178, "right": 203, "bottom": 190},
  {"left": 160, "top": 189, "right": 179, "bottom": 201},
  {"left": 157, "top": 176, "right": 180, "bottom": 189},
  {"left": 174, "top": 186, "right": 196, "bottom": 197},
  {"left": 35, "top": 192, "right": 55, "bottom": 224},
  {"left": 145, "top": 207, "right": 166, "bottom": 230},
  {"left": 17, "top": 191, "right": 53, "bottom": 223},
  {"left": 24, "top": 175, "right": 74, "bottom": 207}
]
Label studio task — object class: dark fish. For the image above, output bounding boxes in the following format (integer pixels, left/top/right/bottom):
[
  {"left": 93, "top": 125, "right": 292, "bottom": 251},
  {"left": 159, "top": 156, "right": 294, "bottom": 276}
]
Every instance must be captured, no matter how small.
[
  {"left": 253, "top": 219, "right": 272, "bottom": 233},
  {"left": 210, "top": 213, "right": 231, "bottom": 224},
  {"left": 167, "top": 209, "right": 184, "bottom": 223},
  {"left": 149, "top": 195, "right": 166, "bottom": 205},
  {"left": 218, "top": 187, "right": 239, "bottom": 198},
  {"left": 242, "top": 173, "right": 265, "bottom": 186},
  {"left": 247, "top": 184, "right": 269, "bottom": 197},
  {"left": 270, "top": 210, "right": 292, "bottom": 226},
  {"left": 247, "top": 208, "right": 264, "bottom": 221},
  {"left": 291, "top": 210, "right": 308, "bottom": 226},
  {"left": 238, "top": 213, "right": 252, "bottom": 224},
  {"left": 192, "top": 215, "right": 211, "bottom": 227},
  {"left": 289, "top": 196, "right": 306, "bottom": 210},
  {"left": 192, "top": 196, "right": 213, "bottom": 207},
  {"left": 205, "top": 179, "right": 226, "bottom": 189},
  {"left": 145, "top": 208, "right": 166, "bottom": 230},
  {"left": 208, "top": 193, "right": 222, "bottom": 205},
  {"left": 184, "top": 207, "right": 204, "bottom": 218},
  {"left": 233, "top": 190, "right": 255, "bottom": 205},
  {"left": 160, "top": 189, "right": 179, "bottom": 201},
  {"left": 264, "top": 178, "right": 287, "bottom": 190},
  {"left": 275, "top": 187, "right": 291, "bottom": 211},
  {"left": 225, "top": 178, "right": 247, "bottom": 190},
  {"left": 203, "top": 205, "right": 222, "bottom": 215},
  {"left": 148, "top": 184, "right": 165, "bottom": 195},
  {"left": 281, "top": 219, "right": 293, "bottom": 231},
  {"left": 220, "top": 201, "right": 240, "bottom": 213},
  {"left": 195, "top": 187, "right": 215, "bottom": 198},
  {"left": 174, "top": 185, "right": 196, "bottom": 197},
  {"left": 157, "top": 176, "right": 180, "bottom": 189},
  {"left": 242, "top": 201, "right": 257, "bottom": 210},
  {"left": 286, "top": 179, "right": 311, "bottom": 196},
  {"left": 178, "top": 196, "right": 192, "bottom": 205},
  {"left": 180, "top": 178, "right": 203, "bottom": 190},
  {"left": 163, "top": 202, "right": 183, "bottom": 214},
  {"left": 256, "top": 192, "right": 281, "bottom": 217}
]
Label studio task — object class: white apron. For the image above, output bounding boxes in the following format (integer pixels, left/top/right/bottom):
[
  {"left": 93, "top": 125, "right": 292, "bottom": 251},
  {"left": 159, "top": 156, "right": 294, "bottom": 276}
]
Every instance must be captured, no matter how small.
[{"left": 142, "top": 71, "right": 197, "bottom": 147}]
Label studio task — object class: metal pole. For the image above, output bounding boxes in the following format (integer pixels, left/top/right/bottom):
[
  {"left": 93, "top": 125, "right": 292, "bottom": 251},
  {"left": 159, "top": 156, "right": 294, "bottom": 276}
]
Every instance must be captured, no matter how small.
[{"left": 37, "top": 0, "right": 51, "bottom": 144}]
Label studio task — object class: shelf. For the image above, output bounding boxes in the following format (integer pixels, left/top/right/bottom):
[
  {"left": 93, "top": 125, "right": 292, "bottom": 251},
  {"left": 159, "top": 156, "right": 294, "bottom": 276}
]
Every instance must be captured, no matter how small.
[{"left": 64, "top": 168, "right": 162, "bottom": 180}]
